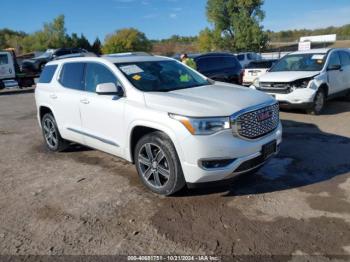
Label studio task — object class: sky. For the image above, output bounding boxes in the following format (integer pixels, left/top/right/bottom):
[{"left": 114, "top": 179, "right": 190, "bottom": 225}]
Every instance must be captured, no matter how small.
[{"left": 1, "top": 0, "right": 350, "bottom": 42}]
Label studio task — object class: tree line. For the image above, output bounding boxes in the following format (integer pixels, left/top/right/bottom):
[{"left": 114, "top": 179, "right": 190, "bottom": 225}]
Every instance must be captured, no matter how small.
[{"left": 1, "top": 0, "right": 350, "bottom": 56}]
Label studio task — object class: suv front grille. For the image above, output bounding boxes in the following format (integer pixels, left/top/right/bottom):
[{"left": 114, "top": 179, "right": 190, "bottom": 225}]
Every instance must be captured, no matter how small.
[
  {"left": 257, "top": 82, "right": 292, "bottom": 94},
  {"left": 235, "top": 103, "right": 279, "bottom": 139}
]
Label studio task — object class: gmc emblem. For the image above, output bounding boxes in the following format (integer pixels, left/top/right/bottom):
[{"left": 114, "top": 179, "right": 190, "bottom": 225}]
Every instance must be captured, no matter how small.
[{"left": 257, "top": 111, "right": 273, "bottom": 122}]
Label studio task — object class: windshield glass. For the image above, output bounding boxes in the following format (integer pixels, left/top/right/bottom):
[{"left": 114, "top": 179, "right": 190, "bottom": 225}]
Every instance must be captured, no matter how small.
[
  {"left": 115, "top": 60, "right": 210, "bottom": 92},
  {"left": 35, "top": 50, "right": 54, "bottom": 59},
  {"left": 270, "top": 53, "right": 326, "bottom": 72}
]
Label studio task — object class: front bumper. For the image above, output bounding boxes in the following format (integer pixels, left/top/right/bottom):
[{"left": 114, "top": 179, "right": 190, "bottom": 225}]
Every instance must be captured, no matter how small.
[
  {"left": 250, "top": 85, "right": 317, "bottom": 107},
  {"left": 179, "top": 123, "right": 282, "bottom": 183}
]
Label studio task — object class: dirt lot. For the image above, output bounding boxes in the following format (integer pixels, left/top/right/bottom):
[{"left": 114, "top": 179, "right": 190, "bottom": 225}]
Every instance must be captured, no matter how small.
[{"left": 0, "top": 89, "right": 350, "bottom": 260}]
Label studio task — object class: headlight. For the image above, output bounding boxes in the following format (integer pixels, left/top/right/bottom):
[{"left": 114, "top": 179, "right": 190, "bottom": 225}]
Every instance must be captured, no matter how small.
[
  {"left": 292, "top": 78, "right": 313, "bottom": 88},
  {"left": 252, "top": 78, "right": 260, "bottom": 88},
  {"left": 169, "top": 114, "right": 230, "bottom": 135}
]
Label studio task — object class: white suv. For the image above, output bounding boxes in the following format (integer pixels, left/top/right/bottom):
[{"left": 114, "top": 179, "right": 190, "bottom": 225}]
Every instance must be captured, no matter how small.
[
  {"left": 35, "top": 55, "right": 282, "bottom": 195},
  {"left": 251, "top": 48, "right": 350, "bottom": 114}
]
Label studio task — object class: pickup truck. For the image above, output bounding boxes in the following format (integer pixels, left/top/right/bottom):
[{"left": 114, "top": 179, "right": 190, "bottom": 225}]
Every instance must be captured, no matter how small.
[{"left": 0, "top": 51, "right": 36, "bottom": 90}]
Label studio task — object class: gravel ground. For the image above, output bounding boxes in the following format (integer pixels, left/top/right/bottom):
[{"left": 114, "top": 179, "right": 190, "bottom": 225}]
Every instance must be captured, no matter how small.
[{"left": 0, "top": 89, "right": 349, "bottom": 261}]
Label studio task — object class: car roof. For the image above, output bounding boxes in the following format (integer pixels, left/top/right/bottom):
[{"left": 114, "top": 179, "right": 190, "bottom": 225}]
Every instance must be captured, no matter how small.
[
  {"left": 47, "top": 55, "right": 172, "bottom": 65},
  {"left": 195, "top": 52, "right": 235, "bottom": 59}
]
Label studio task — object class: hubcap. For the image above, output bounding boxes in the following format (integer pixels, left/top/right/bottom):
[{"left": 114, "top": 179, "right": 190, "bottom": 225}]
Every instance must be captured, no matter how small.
[
  {"left": 138, "top": 143, "right": 170, "bottom": 188},
  {"left": 43, "top": 118, "right": 58, "bottom": 148}
]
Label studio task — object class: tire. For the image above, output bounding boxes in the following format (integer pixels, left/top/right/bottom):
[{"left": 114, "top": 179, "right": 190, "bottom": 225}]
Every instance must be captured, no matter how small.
[
  {"left": 41, "top": 113, "right": 69, "bottom": 152},
  {"left": 0, "top": 80, "right": 4, "bottom": 90},
  {"left": 306, "top": 89, "right": 326, "bottom": 115},
  {"left": 134, "top": 131, "right": 186, "bottom": 195}
]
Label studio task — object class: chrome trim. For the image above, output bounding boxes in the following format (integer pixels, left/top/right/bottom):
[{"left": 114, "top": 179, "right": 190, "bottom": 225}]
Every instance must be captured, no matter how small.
[
  {"left": 230, "top": 100, "right": 279, "bottom": 141},
  {"left": 67, "top": 128, "right": 119, "bottom": 147}
]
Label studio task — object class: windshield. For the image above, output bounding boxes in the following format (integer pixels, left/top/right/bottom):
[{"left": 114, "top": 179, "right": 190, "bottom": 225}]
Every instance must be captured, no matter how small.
[
  {"left": 270, "top": 53, "right": 326, "bottom": 72},
  {"left": 115, "top": 60, "right": 210, "bottom": 92},
  {"left": 35, "top": 50, "right": 54, "bottom": 59}
]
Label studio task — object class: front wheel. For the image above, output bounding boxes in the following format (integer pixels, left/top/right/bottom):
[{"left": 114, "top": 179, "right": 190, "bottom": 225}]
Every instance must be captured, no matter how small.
[
  {"left": 134, "top": 132, "right": 186, "bottom": 195},
  {"left": 41, "top": 113, "right": 69, "bottom": 152},
  {"left": 306, "top": 89, "right": 326, "bottom": 115}
]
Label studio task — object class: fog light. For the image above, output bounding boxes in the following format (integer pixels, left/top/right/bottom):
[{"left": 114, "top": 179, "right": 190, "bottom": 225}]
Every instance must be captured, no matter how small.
[{"left": 200, "top": 159, "right": 236, "bottom": 169}]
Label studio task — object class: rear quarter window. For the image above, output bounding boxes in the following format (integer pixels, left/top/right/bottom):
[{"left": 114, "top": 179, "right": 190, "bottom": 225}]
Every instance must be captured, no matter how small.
[
  {"left": 59, "top": 62, "right": 85, "bottom": 90},
  {"left": 38, "top": 65, "right": 58, "bottom": 83}
]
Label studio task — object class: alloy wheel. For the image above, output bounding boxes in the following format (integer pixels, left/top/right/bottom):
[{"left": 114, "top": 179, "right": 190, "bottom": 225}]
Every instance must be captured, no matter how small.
[
  {"left": 43, "top": 118, "right": 58, "bottom": 149},
  {"left": 138, "top": 143, "right": 171, "bottom": 188}
]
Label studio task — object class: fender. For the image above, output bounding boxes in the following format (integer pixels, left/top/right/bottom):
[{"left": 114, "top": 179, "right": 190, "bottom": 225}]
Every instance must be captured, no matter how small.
[{"left": 126, "top": 120, "right": 186, "bottom": 164}]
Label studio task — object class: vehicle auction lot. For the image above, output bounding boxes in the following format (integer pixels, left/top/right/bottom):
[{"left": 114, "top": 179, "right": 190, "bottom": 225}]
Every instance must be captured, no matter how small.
[{"left": 0, "top": 90, "right": 350, "bottom": 258}]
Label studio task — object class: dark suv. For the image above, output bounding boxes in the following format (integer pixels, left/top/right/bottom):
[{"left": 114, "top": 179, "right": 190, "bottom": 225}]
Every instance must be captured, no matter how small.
[
  {"left": 194, "top": 53, "right": 243, "bottom": 84},
  {"left": 21, "top": 48, "right": 88, "bottom": 74}
]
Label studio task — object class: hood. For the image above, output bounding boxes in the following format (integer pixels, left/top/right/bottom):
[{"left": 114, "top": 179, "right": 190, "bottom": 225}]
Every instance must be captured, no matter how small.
[
  {"left": 144, "top": 83, "right": 275, "bottom": 117},
  {"left": 259, "top": 71, "right": 318, "bottom": 83}
]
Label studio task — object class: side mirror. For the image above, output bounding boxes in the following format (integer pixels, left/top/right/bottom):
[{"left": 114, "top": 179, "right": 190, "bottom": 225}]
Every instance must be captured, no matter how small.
[
  {"left": 96, "top": 82, "right": 124, "bottom": 96},
  {"left": 327, "top": 64, "right": 341, "bottom": 71}
]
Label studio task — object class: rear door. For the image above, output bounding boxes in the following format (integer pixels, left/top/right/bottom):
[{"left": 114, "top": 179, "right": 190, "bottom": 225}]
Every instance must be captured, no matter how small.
[
  {"left": 53, "top": 62, "right": 86, "bottom": 143},
  {"left": 0, "top": 52, "right": 15, "bottom": 80},
  {"left": 326, "top": 51, "right": 344, "bottom": 94}
]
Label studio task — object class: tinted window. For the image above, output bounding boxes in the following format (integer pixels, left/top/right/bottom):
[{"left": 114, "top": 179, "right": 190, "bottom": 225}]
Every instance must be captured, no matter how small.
[
  {"left": 55, "top": 50, "right": 71, "bottom": 57},
  {"left": 85, "top": 63, "right": 119, "bottom": 92},
  {"left": 328, "top": 52, "right": 341, "bottom": 67},
  {"left": 59, "top": 62, "right": 85, "bottom": 90},
  {"left": 340, "top": 51, "right": 350, "bottom": 66},
  {"left": 237, "top": 54, "right": 245, "bottom": 61},
  {"left": 196, "top": 56, "right": 241, "bottom": 72},
  {"left": 246, "top": 61, "right": 276, "bottom": 69},
  {"left": 247, "top": 53, "right": 254, "bottom": 60},
  {"left": 0, "top": 54, "right": 8, "bottom": 65},
  {"left": 38, "top": 65, "right": 58, "bottom": 83}
]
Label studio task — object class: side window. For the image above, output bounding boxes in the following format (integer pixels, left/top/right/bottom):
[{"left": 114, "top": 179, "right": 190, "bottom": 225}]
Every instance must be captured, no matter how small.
[
  {"left": 328, "top": 52, "right": 341, "bottom": 67},
  {"left": 59, "top": 62, "right": 85, "bottom": 90},
  {"left": 85, "top": 63, "right": 120, "bottom": 92},
  {"left": 237, "top": 54, "right": 245, "bottom": 61},
  {"left": 38, "top": 65, "right": 58, "bottom": 83},
  {"left": 247, "top": 53, "right": 254, "bottom": 60},
  {"left": 340, "top": 51, "right": 350, "bottom": 67},
  {"left": 0, "top": 54, "right": 9, "bottom": 65}
]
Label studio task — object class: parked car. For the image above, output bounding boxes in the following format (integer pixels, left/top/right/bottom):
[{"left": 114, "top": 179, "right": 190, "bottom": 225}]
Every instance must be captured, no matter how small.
[
  {"left": 242, "top": 59, "right": 278, "bottom": 86},
  {"left": 235, "top": 52, "right": 262, "bottom": 68},
  {"left": 194, "top": 53, "right": 243, "bottom": 84},
  {"left": 250, "top": 48, "right": 350, "bottom": 114},
  {"left": 21, "top": 48, "right": 88, "bottom": 74},
  {"left": 35, "top": 54, "right": 282, "bottom": 195}
]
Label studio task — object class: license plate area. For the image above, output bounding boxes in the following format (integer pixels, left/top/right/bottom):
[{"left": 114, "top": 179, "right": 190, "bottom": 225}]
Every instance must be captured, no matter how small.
[{"left": 262, "top": 140, "right": 277, "bottom": 160}]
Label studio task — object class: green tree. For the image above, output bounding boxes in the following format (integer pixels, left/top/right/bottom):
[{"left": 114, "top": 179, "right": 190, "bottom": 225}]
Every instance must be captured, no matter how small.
[
  {"left": 206, "top": 0, "right": 267, "bottom": 52},
  {"left": 197, "top": 28, "right": 215, "bottom": 52},
  {"left": 91, "top": 37, "right": 102, "bottom": 55},
  {"left": 102, "top": 28, "right": 152, "bottom": 54}
]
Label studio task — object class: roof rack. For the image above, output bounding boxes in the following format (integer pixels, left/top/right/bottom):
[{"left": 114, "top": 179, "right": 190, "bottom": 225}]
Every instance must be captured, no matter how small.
[
  {"left": 103, "top": 52, "right": 152, "bottom": 57},
  {"left": 53, "top": 52, "right": 97, "bottom": 60}
]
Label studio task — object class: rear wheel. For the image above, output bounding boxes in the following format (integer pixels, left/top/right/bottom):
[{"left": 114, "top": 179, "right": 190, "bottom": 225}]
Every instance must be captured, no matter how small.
[
  {"left": 41, "top": 113, "right": 69, "bottom": 152},
  {"left": 134, "top": 132, "right": 186, "bottom": 195},
  {"left": 306, "top": 89, "right": 326, "bottom": 115}
]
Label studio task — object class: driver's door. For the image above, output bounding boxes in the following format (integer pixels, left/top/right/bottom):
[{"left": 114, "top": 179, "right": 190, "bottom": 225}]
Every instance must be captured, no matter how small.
[
  {"left": 79, "top": 62, "right": 125, "bottom": 156},
  {"left": 327, "top": 51, "right": 344, "bottom": 95}
]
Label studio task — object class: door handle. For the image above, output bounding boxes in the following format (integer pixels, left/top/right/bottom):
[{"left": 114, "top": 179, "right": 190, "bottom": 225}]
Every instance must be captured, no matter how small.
[
  {"left": 80, "top": 98, "right": 90, "bottom": 104},
  {"left": 50, "top": 94, "right": 57, "bottom": 99}
]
